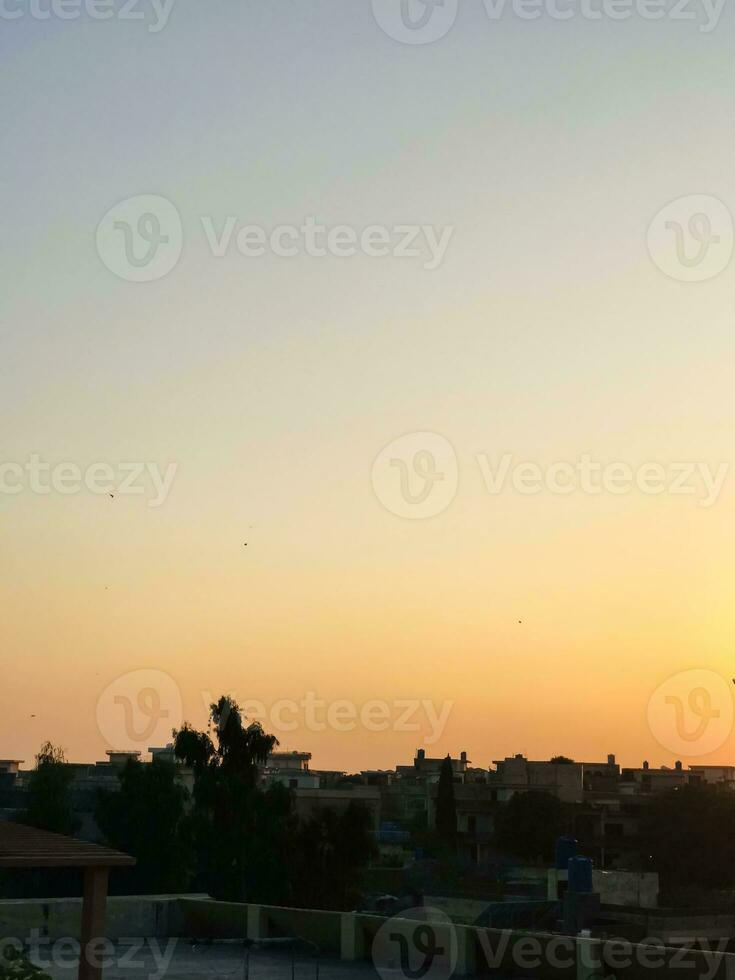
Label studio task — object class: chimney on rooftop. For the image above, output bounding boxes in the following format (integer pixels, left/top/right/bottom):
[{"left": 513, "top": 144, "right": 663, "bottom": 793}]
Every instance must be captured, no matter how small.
[{"left": 106, "top": 750, "right": 141, "bottom": 766}]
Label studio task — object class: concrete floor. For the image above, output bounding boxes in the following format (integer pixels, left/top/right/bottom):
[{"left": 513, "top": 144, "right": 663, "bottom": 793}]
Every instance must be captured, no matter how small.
[{"left": 34, "top": 941, "right": 383, "bottom": 980}]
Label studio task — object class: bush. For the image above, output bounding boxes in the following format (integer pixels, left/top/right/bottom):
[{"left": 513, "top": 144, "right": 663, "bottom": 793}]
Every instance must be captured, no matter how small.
[{"left": 0, "top": 946, "right": 51, "bottom": 980}]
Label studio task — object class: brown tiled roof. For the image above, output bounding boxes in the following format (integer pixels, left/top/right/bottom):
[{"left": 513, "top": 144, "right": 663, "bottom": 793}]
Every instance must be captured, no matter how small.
[{"left": 0, "top": 822, "right": 135, "bottom": 869}]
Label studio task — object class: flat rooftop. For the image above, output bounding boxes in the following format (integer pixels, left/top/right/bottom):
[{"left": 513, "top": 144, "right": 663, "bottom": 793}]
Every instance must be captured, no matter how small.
[{"left": 33, "top": 941, "right": 381, "bottom": 980}]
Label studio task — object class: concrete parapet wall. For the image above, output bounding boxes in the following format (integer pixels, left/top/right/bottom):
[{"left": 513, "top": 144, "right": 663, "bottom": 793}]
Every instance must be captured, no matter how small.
[
  {"left": 545, "top": 868, "right": 659, "bottom": 909},
  {"left": 176, "top": 898, "right": 342, "bottom": 953},
  {"left": 0, "top": 895, "right": 197, "bottom": 942},
  {"left": 2, "top": 896, "right": 734, "bottom": 978}
]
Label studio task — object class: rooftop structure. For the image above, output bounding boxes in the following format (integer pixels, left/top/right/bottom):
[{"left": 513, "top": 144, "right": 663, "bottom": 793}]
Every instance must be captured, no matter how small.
[{"left": 0, "top": 822, "right": 134, "bottom": 980}]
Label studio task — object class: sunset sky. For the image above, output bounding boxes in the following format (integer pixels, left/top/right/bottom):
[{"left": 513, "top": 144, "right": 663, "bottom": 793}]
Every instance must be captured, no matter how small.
[{"left": 2, "top": 1, "right": 735, "bottom": 773}]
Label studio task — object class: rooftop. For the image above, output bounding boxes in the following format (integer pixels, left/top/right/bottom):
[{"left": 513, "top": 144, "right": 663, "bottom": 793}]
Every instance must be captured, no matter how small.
[{"left": 34, "top": 942, "right": 380, "bottom": 980}]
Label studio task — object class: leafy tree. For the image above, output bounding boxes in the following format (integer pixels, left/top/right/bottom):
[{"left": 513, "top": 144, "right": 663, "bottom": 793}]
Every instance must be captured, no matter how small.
[
  {"left": 173, "top": 695, "right": 376, "bottom": 909},
  {"left": 550, "top": 756, "right": 574, "bottom": 764},
  {"left": 494, "top": 790, "right": 569, "bottom": 863},
  {"left": 21, "top": 743, "right": 77, "bottom": 836},
  {"left": 435, "top": 755, "right": 457, "bottom": 845},
  {"left": 292, "top": 801, "right": 377, "bottom": 910},
  {"left": 173, "top": 696, "right": 285, "bottom": 902},
  {"left": 174, "top": 695, "right": 277, "bottom": 786},
  {"left": 641, "top": 783, "right": 735, "bottom": 889},
  {"left": 95, "top": 758, "right": 192, "bottom": 894},
  {"left": 238, "top": 782, "right": 297, "bottom": 905}
]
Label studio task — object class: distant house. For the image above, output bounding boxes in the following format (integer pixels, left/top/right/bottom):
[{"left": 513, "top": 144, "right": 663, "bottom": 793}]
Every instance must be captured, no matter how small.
[
  {"left": 396, "top": 748, "right": 471, "bottom": 784},
  {"left": 263, "top": 750, "right": 319, "bottom": 789}
]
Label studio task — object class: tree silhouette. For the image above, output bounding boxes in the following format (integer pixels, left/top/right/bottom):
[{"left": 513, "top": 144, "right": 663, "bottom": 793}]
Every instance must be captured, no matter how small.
[
  {"left": 173, "top": 696, "right": 288, "bottom": 901},
  {"left": 641, "top": 783, "right": 735, "bottom": 890},
  {"left": 96, "top": 757, "right": 192, "bottom": 894},
  {"left": 494, "top": 790, "right": 568, "bottom": 863},
  {"left": 172, "top": 696, "right": 375, "bottom": 907},
  {"left": 22, "top": 742, "right": 77, "bottom": 836},
  {"left": 292, "top": 801, "right": 377, "bottom": 910},
  {"left": 436, "top": 755, "right": 457, "bottom": 846},
  {"left": 174, "top": 695, "right": 277, "bottom": 785}
]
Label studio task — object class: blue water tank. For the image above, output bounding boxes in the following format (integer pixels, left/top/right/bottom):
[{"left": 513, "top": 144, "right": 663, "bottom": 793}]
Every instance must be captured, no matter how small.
[
  {"left": 568, "top": 856, "right": 593, "bottom": 893},
  {"left": 554, "top": 835, "right": 577, "bottom": 870}
]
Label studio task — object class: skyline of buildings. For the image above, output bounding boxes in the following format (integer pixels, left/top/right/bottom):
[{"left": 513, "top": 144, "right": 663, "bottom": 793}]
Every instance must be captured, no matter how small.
[{"left": 5, "top": 743, "right": 733, "bottom": 875}]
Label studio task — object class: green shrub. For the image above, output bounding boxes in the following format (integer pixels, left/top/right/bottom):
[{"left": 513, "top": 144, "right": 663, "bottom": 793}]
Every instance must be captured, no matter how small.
[{"left": 0, "top": 945, "right": 51, "bottom": 980}]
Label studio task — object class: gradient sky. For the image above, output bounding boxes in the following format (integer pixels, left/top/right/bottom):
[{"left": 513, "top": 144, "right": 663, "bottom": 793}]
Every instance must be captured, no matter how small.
[{"left": 2, "top": 0, "right": 735, "bottom": 773}]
